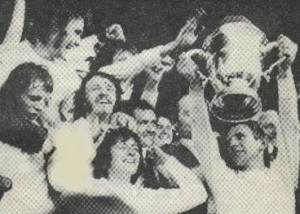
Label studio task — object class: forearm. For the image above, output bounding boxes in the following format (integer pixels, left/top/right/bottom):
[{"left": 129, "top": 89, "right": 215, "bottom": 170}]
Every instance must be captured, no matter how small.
[
  {"left": 277, "top": 68, "right": 299, "bottom": 125},
  {"left": 98, "top": 55, "right": 146, "bottom": 79},
  {"left": 98, "top": 46, "right": 163, "bottom": 80},
  {"left": 98, "top": 40, "right": 178, "bottom": 80},
  {"left": 140, "top": 81, "right": 159, "bottom": 108},
  {"left": 48, "top": 159, "right": 113, "bottom": 197},
  {"left": 161, "top": 156, "right": 206, "bottom": 194},
  {"left": 3, "top": 0, "right": 25, "bottom": 45},
  {"left": 160, "top": 40, "right": 181, "bottom": 57},
  {"left": 277, "top": 68, "right": 300, "bottom": 187},
  {"left": 190, "top": 88, "right": 220, "bottom": 163}
]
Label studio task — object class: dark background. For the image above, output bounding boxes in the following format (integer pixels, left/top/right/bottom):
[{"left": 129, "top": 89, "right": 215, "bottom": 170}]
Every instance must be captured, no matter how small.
[{"left": 1, "top": 0, "right": 300, "bottom": 79}]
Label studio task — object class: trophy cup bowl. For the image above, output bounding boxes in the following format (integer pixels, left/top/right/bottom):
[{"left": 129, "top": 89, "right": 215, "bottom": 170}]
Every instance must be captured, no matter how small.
[{"left": 203, "top": 17, "right": 268, "bottom": 122}]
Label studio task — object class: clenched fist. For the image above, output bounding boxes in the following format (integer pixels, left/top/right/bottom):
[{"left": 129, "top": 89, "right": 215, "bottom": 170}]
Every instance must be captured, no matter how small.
[{"left": 176, "top": 49, "right": 209, "bottom": 87}]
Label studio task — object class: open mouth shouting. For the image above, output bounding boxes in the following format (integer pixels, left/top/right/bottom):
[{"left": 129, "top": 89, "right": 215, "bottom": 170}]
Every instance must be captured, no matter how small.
[{"left": 95, "top": 95, "right": 113, "bottom": 104}]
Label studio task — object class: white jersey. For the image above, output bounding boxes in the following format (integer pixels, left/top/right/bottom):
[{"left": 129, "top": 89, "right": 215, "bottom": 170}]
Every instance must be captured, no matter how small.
[
  {"left": 46, "top": 118, "right": 97, "bottom": 193},
  {"left": 0, "top": 142, "right": 53, "bottom": 214},
  {"left": 207, "top": 161, "right": 295, "bottom": 214}
]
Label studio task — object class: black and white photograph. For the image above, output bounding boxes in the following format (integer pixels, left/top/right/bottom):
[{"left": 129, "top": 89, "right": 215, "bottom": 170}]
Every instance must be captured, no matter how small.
[{"left": 0, "top": 0, "right": 300, "bottom": 213}]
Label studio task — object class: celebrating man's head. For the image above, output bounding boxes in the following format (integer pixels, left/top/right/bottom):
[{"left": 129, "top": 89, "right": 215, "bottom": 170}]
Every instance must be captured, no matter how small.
[
  {"left": 74, "top": 72, "right": 121, "bottom": 121},
  {"left": 155, "top": 117, "right": 174, "bottom": 147},
  {"left": 116, "top": 100, "right": 157, "bottom": 148},
  {"left": 222, "top": 121, "right": 265, "bottom": 171},
  {"left": 93, "top": 127, "right": 143, "bottom": 183},
  {"left": 27, "top": 4, "right": 85, "bottom": 60},
  {"left": 64, "top": 35, "right": 99, "bottom": 74},
  {"left": 218, "top": 111, "right": 278, "bottom": 171},
  {"left": 0, "top": 63, "right": 53, "bottom": 122}
]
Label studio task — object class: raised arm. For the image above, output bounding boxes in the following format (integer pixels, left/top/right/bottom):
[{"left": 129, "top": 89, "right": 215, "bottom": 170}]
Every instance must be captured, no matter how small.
[
  {"left": 98, "top": 13, "right": 201, "bottom": 80},
  {"left": 274, "top": 35, "right": 300, "bottom": 189},
  {"left": 47, "top": 125, "right": 206, "bottom": 213},
  {"left": 2, "top": 0, "right": 25, "bottom": 45},
  {"left": 176, "top": 49, "right": 222, "bottom": 171},
  {"left": 140, "top": 55, "right": 175, "bottom": 108},
  {"left": 114, "top": 148, "right": 207, "bottom": 214},
  {"left": 161, "top": 8, "right": 206, "bottom": 58}
]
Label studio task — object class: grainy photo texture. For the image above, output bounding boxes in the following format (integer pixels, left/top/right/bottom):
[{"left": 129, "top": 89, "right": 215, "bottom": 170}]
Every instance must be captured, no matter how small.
[{"left": 0, "top": 0, "right": 300, "bottom": 213}]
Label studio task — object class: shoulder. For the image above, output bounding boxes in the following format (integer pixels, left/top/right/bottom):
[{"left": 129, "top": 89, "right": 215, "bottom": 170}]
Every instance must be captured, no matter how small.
[
  {"left": 51, "top": 119, "right": 90, "bottom": 147},
  {"left": 56, "top": 118, "right": 87, "bottom": 133}
]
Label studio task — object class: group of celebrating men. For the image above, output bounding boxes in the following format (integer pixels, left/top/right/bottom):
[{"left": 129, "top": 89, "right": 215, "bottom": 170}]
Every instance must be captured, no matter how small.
[{"left": 0, "top": 0, "right": 299, "bottom": 213}]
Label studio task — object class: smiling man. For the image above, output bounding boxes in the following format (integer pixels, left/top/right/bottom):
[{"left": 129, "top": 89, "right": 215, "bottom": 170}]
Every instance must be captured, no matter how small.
[
  {"left": 115, "top": 100, "right": 170, "bottom": 189},
  {"left": 177, "top": 29, "right": 299, "bottom": 213},
  {"left": 115, "top": 100, "right": 157, "bottom": 149}
]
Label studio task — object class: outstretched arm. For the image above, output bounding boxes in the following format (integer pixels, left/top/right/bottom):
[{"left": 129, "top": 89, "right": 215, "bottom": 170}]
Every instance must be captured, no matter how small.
[
  {"left": 176, "top": 49, "right": 222, "bottom": 172},
  {"left": 159, "top": 9, "right": 203, "bottom": 57},
  {"left": 274, "top": 35, "right": 300, "bottom": 189},
  {"left": 47, "top": 126, "right": 207, "bottom": 213},
  {"left": 140, "top": 55, "right": 175, "bottom": 108},
  {"left": 2, "top": 0, "right": 25, "bottom": 45},
  {"left": 189, "top": 84, "right": 223, "bottom": 174},
  {"left": 98, "top": 13, "right": 201, "bottom": 80},
  {"left": 98, "top": 45, "right": 164, "bottom": 79},
  {"left": 113, "top": 147, "right": 207, "bottom": 214}
]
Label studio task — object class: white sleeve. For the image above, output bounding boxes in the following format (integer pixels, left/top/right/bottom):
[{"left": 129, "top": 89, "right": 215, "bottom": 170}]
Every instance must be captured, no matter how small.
[
  {"left": 189, "top": 89, "right": 225, "bottom": 174},
  {"left": 2, "top": 0, "right": 25, "bottom": 45},
  {"left": 46, "top": 125, "right": 93, "bottom": 194},
  {"left": 275, "top": 68, "right": 300, "bottom": 189},
  {"left": 46, "top": 124, "right": 116, "bottom": 198},
  {"left": 0, "top": 142, "right": 53, "bottom": 213},
  {"left": 98, "top": 46, "right": 163, "bottom": 80},
  {"left": 140, "top": 85, "right": 159, "bottom": 108}
]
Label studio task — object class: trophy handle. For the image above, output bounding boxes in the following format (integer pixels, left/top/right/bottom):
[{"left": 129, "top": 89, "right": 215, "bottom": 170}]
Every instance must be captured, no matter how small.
[{"left": 261, "top": 41, "right": 287, "bottom": 82}]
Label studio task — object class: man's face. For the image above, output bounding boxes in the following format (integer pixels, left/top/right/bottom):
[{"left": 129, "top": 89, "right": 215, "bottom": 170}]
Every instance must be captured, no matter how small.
[
  {"left": 134, "top": 109, "right": 157, "bottom": 148},
  {"left": 225, "top": 124, "right": 263, "bottom": 169},
  {"left": 156, "top": 117, "right": 173, "bottom": 146},
  {"left": 65, "top": 35, "right": 98, "bottom": 74},
  {"left": 85, "top": 76, "right": 117, "bottom": 117},
  {"left": 110, "top": 138, "right": 140, "bottom": 177},
  {"left": 59, "top": 18, "right": 84, "bottom": 58},
  {"left": 20, "top": 79, "right": 51, "bottom": 120}
]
